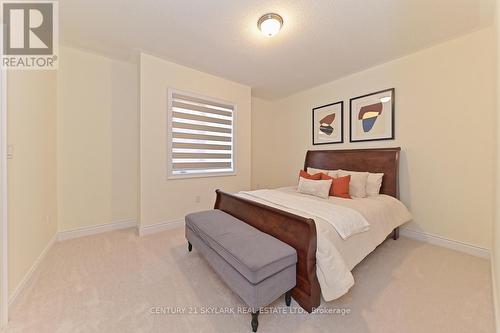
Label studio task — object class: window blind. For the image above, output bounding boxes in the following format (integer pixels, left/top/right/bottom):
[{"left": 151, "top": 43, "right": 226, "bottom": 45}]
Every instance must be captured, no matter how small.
[{"left": 169, "top": 92, "right": 235, "bottom": 177}]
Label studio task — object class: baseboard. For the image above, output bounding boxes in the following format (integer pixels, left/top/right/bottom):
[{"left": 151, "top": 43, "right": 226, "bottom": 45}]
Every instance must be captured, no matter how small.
[
  {"left": 138, "top": 219, "right": 185, "bottom": 237},
  {"left": 57, "top": 219, "right": 137, "bottom": 241},
  {"left": 8, "top": 232, "right": 57, "bottom": 309},
  {"left": 400, "top": 227, "right": 490, "bottom": 258}
]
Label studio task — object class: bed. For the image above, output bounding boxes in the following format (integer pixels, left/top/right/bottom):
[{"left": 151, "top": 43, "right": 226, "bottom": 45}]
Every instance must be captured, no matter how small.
[{"left": 214, "top": 147, "right": 411, "bottom": 312}]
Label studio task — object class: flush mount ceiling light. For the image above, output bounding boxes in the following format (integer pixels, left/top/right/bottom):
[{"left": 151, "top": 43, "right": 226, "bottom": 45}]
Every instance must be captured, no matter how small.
[{"left": 257, "top": 13, "right": 283, "bottom": 37}]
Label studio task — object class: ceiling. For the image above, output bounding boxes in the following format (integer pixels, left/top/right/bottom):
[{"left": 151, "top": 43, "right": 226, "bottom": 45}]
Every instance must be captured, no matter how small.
[{"left": 60, "top": 0, "right": 494, "bottom": 99}]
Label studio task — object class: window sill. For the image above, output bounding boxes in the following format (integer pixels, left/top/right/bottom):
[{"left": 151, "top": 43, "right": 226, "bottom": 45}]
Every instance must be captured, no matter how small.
[{"left": 167, "top": 172, "right": 237, "bottom": 180}]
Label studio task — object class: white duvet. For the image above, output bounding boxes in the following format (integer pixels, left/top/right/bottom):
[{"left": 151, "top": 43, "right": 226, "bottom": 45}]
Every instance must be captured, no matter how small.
[
  {"left": 237, "top": 187, "right": 412, "bottom": 301},
  {"left": 239, "top": 189, "right": 370, "bottom": 240}
]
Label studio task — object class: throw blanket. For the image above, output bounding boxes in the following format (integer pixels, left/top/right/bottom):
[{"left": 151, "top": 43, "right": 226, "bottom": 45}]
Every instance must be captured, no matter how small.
[{"left": 239, "top": 189, "right": 370, "bottom": 239}]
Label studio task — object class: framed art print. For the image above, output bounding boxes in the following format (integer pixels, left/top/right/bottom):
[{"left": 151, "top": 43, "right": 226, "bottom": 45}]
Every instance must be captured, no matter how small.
[
  {"left": 350, "top": 88, "right": 395, "bottom": 142},
  {"left": 312, "top": 101, "right": 343, "bottom": 145}
]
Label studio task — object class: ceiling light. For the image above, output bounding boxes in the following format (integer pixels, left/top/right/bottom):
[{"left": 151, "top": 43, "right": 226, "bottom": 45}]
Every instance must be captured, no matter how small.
[
  {"left": 257, "top": 13, "right": 283, "bottom": 37},
  {"left": 380, "top": 96, "right": 391, "bottom": 103}
]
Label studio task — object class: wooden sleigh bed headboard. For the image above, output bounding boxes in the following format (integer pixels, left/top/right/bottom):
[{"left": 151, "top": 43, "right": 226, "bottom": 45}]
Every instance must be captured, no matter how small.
[
  {"left": 214, "top": 147, "right": 401, "bottom": 312},
  {"left": 304, "top": 147, "right": 401, "bottom": 198}
]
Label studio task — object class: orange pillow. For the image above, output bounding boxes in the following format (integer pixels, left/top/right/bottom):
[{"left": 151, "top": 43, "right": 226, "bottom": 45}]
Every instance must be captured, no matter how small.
[
  {"left": 299, "top": 170, "right": 322, "bottom": 180},
  {"left": 321, "top": 174, "right": 352, "bottom": 199}
]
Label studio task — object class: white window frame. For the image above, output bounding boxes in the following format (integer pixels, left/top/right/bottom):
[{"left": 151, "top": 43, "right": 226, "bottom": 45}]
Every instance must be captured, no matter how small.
[{"left": 167, "top": 89, "right": 237, "bottom": 179}]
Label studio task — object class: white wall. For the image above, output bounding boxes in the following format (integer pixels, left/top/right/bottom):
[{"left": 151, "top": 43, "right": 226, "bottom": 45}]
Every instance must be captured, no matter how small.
[
  {"left": 251, "top": 97, "right": 275, "bottom": 189},
  {"left": 57, "top": 47, "right": 139, "bottom": 232},
  {"left": 139, "top": 53, "right": 251, "bottom": 229},
  {"left": 7, "top": 71, "right": 58, "bottom": 298},
  {"left": 252, "top": 28, "right": 496, "bottom": 250}
]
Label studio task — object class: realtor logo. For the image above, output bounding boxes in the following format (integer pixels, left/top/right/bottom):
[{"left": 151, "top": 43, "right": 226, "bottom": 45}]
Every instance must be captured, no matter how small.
[{"left": 1, "top": 1, "right": 58, "bottom": 69}]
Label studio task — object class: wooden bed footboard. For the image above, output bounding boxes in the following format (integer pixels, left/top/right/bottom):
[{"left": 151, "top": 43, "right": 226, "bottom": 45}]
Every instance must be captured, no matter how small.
[{"left": 214, "top": 190, "right": 321, "bottom": 312}]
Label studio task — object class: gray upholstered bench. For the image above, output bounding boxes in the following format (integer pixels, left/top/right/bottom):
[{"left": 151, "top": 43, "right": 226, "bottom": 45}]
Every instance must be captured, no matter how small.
[{"left": 185, "top": 209, "right": 297, "bottom": 332}]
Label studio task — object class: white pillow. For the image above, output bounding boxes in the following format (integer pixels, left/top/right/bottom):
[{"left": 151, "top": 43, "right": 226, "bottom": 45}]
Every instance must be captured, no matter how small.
[
  {"left": 366, "top": 173, "right": 384, "bottom": 196},
  {"left": 339, "top": 170, "right": 369, "bottom": 198},
  {"left": 307, "top": 167, "right": 340, "bottom": 178},
  {"left": 297, "top": 177, "right": 332, "bottom": 199},
  {"left": 307, "top": 167, "right": 330, "bottom": 175},
  {"left": 327, "top": 170, "right": 340, "bottom": 178}
]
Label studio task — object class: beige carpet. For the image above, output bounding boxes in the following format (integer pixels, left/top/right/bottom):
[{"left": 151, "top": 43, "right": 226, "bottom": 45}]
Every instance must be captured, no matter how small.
[{"left": 4, "top": 227, "right": 494, "bottom": 333}]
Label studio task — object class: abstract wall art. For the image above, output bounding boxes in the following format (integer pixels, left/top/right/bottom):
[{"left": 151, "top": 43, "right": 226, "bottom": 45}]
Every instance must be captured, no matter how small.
[
  {"left": 349, "top": 88, "right": 395, "bottom": 142},
  {"left": 312, "top": 101, "right": 343, "bottom": 145}
]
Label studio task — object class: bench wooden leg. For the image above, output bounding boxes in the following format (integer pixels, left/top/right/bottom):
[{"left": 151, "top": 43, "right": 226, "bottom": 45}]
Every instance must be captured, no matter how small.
[
  {"left": 251, "top": 311, "right": 259, "bottom": 332},
  {"left": 188, "top": 242, "right": 192, "bottom": 252},
  {"left": 392, "top": 227, "right": 400, "bottom": 240},
  {"left": 285, "top": 290, "right": 292, "bottom": 306}
]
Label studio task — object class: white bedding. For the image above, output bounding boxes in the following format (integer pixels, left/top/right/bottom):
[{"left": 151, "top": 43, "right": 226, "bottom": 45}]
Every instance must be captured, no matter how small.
[
  {"left": 240, "top": 189, "right": 370, "bottom": 239},
  {"left": 236, "top": 187, "right": 412, "bottom": 301}
]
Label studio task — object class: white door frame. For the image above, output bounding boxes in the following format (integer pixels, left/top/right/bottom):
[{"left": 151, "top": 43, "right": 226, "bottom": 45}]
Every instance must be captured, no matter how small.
[{"left": 0, "top": 65, "right": 7, "bottom": 327}]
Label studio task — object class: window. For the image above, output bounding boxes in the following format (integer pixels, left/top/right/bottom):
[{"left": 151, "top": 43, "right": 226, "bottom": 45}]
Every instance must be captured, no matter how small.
[{"left": 167, "top": 90, "right": 235, "bottom": 178}]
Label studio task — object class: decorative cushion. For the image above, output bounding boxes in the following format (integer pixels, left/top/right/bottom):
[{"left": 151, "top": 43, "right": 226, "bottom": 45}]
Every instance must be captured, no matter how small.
[
  {"left": 297, "top": 177, "right": 332, "bottom": 199},
  {"left": 299, "top": 169, "right": 322, "bottom": 180},
  {"left": 321, "top": 174, "right": 352, "bottom": 199}
]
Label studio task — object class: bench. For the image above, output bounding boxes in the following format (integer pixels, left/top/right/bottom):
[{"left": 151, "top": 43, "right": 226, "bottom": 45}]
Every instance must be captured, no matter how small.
[{"left": 185, "top": 209, "right": 297, "bottom": 332}]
